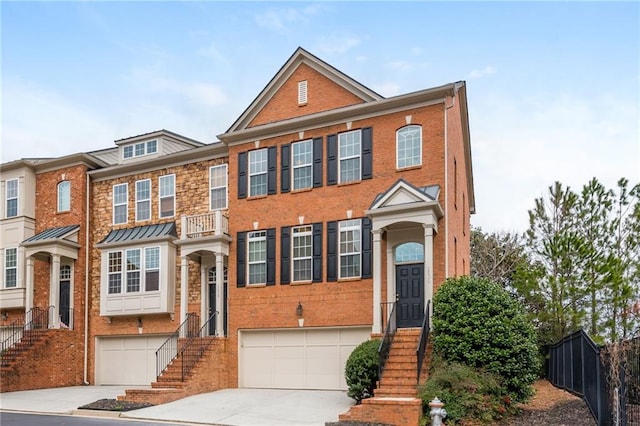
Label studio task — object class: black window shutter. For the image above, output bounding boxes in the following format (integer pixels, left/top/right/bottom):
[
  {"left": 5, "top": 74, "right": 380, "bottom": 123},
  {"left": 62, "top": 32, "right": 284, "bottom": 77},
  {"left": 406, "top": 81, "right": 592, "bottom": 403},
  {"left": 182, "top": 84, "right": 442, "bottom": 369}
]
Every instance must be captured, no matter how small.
[
  {"left": 327, "top": 221, "right": 338, "bottom": 281},
  {"left": 361, "top": 217, "right": 372, "bottom": 278},
  {"left": 280, "top": 226, "right": 291, "bottom": 284},
  {"left": 236, "top": 231, "right": 246, "bottom": 287},
  {"left": 362, "top": 127, "right": 373, "bottom": 180},
  {"left": 266, "top": 228, "right": 276, "bottom": 285},
  {"left": 281, "top": 144, "right": 290, "bottom": 193},
  {"left": 267, "top": 146, "right": 277, "bottom": 195},
  {"left": 327, "top": 134, "right": 337, "bottom": 186},
  {"left": 313, "top": 137, "right": 323, "bottom": 188},
  {"left": 312, "top": 222, "right": 323, "bottom": 282},
  {"left": 238, "top": 152, "right": 247, "bottom": 199}
]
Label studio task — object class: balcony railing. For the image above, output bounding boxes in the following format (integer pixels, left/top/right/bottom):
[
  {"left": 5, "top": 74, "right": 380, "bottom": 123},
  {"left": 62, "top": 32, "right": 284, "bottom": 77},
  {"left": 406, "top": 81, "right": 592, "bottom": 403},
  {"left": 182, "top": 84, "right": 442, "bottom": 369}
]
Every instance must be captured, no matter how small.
[{"left": 181, "top": 211, "right": 229, "bottom": 239}]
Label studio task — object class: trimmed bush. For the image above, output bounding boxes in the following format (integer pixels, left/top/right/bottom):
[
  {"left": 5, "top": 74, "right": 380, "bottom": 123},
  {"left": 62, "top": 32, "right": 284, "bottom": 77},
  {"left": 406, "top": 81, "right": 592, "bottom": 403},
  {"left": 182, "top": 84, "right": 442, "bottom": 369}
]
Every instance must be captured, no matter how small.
[
  {"left": 419, "top": 356, "right": 517, "bottom": 425},
  {"left": 433, "top": 276, "right": 539, "bottom": 402},
  {"left": 345, "top": 339, "right": 380, "bottom": 403}
]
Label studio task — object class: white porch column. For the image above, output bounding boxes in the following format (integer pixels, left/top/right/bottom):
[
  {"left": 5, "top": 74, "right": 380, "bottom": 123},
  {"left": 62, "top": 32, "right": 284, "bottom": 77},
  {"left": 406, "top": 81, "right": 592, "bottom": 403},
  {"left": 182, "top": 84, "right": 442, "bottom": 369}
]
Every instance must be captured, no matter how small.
[
  {"left": 50, "top": 254, "right": 61, "bottom": 328},
  {"left": 200, "top": 264, "right": 207, "bottom": 328},
  {"left": 423, "top": 225, "right": 435, "bottom": 318},
  {"left": 180, "top": 255, "right": 188, "bottom": 330},
  {"left": 25, "top": 256, "right": 34, "bottom": 312},
  {"left": 372, "top": 229, "right": 383, "bottom": 334},
  {"left": 215, "top": 253, "right": 224, "bottom": 337}
]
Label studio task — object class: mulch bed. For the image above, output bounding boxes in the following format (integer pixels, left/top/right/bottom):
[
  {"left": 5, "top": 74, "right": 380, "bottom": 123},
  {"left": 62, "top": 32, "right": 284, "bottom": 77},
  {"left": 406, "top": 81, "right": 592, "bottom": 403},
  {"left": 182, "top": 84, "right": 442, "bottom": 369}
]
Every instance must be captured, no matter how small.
[{"left": 78, "top": 398, "right": 155, "bottom": 412}]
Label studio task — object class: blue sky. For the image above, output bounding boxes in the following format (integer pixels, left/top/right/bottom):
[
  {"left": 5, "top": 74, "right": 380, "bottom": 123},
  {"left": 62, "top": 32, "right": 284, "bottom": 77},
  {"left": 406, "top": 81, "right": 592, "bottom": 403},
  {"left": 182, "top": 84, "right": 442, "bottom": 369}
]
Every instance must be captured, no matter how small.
[{"left": 2, "top": 1, "right": 638, "bottom": 233}]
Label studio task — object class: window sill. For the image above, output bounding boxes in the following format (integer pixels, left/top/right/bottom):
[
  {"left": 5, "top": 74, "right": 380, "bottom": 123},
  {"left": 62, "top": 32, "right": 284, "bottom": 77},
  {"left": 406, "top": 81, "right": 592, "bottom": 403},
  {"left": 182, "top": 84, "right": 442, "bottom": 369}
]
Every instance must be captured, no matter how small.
[
  {"left": 291, "top": 187, "right": 313, "bottom": 194},
  {"left": 396, "top": 164, "right": 422, "bottom": 172},
  {"left": 337, "top": 277, "right": 362, "bottom": 283},
  {"left": 247, "top": 195, "right": 268, "bottom": 201},
  {"left": 337, "top": 180, "right": 361, "bottom": 187},
  {"left": 246, "top": 283, "right": 267, "bottom": 288},
  {"left": 290, "top": 280, "right": 312, "bottom": 286}
]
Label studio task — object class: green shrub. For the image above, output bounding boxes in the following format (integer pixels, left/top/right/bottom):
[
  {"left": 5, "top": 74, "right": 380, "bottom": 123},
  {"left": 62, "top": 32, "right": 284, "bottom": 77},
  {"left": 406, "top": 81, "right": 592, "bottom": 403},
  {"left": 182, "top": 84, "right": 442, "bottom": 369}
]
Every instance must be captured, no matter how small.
[
  {"left": 419, "top": 356, "right": 517, "bottom": 425},
  {"left": 345, "top": 339, "right": 380, "bottom": 403},
  {"left": 432, "top": 276, "right": 539, "bottom": 403}
]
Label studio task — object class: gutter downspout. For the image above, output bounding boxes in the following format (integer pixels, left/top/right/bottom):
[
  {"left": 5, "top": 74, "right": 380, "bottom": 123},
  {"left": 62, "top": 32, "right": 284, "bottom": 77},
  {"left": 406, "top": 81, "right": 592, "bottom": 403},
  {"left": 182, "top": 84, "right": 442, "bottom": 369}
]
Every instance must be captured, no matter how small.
[
  {"left": 444, "top": 95, "right": 456, "bottom": 279},
  {"left": 83, "top": 174, "right": 90, "bottom": 384}
]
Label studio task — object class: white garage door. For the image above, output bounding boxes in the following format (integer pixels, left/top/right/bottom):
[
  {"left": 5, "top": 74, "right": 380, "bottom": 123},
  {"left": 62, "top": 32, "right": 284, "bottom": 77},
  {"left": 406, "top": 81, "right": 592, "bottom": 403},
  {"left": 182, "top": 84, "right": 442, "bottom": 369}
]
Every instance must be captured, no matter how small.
[
  {"left": 96, "top": 335, "right": 169, "bottom": 386},
  {"left": 239, "top": 327, "right": 370, "bottom": 390}
]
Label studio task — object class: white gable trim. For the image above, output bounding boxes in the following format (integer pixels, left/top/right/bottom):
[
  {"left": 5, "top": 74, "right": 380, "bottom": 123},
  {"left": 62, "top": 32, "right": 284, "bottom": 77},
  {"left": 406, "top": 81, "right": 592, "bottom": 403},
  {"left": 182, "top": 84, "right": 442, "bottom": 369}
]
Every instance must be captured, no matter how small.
[{"left": 369, "top": 180, "right": 438, "bottom": 211}]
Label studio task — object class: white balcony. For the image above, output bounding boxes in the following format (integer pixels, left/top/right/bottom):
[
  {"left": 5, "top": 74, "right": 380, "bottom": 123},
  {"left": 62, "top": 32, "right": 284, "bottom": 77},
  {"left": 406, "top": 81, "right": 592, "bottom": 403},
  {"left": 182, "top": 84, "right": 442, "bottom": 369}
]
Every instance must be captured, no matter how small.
[
  {"left": 180, "top": 211, "right": 229, "bottom": 239},
  {"left": 0, "top": 287, "right": 26, "bottom": 310}
]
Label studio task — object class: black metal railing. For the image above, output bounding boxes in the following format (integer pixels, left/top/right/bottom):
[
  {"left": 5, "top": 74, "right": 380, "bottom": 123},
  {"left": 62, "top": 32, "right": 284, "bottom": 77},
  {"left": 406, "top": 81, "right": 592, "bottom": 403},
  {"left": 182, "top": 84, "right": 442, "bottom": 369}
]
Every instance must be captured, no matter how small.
[
  {"left": 547, "top": 329, "right": 611, "bottom": 426},
  {"left": 416, "top": 300, "right": 431, "bottom": 385},
  {"left": 1, "top": 306, "right": 52, "bottom": 360},
  {"left": 380, "top": 301, "right": 395, "bottom": 334},
  {"left": 619, "top": 336, "right": 640, "bottom": 426},
  {"left": 177, "top": 311, "right": 217, "bottom": 381},
  {"left": 378, "top": 301, "right": 397, "bottom": 379},
  {"left": 155, "top": 313, "right": 199, "bottom": 377}
]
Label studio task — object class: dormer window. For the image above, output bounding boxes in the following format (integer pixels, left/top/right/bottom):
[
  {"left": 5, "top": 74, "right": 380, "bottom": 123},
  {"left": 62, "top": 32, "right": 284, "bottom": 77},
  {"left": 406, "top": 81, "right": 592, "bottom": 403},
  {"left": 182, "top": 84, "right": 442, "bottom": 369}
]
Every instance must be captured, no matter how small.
[{"left": 123, "top": 140, "right": 158, "bottom": 160}]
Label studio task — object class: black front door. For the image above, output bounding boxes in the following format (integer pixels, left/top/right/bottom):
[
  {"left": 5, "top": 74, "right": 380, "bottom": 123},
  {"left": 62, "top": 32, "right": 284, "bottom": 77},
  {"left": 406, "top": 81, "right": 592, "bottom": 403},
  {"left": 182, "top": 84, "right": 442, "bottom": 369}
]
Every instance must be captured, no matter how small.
[
  {"left": 396, "top": 264, "right": 424, "bottom": 328},
  {"left": 59, "top": 280, "right": 70, "bottom": 327}
]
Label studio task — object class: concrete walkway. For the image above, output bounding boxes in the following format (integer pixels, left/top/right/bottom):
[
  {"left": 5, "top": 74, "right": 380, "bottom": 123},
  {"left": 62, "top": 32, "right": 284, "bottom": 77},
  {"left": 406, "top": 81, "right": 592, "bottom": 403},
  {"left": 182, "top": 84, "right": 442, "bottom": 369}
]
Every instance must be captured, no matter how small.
[{"left": 0, "top": 386, "right": 354, "bottom": 426}]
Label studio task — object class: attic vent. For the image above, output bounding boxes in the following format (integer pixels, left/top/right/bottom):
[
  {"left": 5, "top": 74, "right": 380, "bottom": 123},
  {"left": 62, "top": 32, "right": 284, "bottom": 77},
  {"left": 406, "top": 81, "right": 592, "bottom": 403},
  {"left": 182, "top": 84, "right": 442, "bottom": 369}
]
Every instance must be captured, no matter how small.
[{"left": 298, "top": 80, "right": 307, "bottom": 105}]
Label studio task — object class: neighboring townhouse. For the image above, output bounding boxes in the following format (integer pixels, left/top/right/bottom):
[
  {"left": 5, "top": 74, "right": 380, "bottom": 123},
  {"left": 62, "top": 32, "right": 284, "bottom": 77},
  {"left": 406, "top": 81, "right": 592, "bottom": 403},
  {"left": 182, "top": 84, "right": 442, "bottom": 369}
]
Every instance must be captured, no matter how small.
[
  {"left": 1, "top": 47, "right": 473, "bottom": 424},
  {"left": 0, "top": 153, "right": 107, "bottom": 391}
]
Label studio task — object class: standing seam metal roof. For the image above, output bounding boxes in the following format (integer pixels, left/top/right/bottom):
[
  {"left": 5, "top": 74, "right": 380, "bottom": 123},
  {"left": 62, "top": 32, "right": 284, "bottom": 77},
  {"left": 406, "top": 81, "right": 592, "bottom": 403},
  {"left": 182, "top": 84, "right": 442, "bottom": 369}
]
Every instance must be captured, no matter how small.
[
  {"left": 98, "top": 222, "right": 177, "bottom": 245},
  {"left": 22, "top": 225, "right": 80, "bottom": 243}
]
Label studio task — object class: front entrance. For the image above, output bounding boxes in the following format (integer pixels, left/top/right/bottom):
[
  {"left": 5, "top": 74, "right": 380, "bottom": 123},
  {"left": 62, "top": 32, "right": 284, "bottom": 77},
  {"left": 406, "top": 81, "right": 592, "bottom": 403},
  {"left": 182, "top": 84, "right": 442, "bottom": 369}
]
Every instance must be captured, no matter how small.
[
  {"left": 396, "top": 263, "right": 424, "bottom": 328},
  {"left": 208, "top": 266, "right": 228, "bottom": 336},
  {"left": 59, "top": 265, "right": 71, "bottom": 327}
]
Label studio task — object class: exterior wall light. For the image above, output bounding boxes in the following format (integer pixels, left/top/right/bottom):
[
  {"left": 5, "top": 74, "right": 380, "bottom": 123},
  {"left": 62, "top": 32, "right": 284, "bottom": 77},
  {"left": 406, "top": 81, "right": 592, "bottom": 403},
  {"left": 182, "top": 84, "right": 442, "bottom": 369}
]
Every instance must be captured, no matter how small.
[{"left": 296, "top": 302, "right": 304, "bottom": 327}]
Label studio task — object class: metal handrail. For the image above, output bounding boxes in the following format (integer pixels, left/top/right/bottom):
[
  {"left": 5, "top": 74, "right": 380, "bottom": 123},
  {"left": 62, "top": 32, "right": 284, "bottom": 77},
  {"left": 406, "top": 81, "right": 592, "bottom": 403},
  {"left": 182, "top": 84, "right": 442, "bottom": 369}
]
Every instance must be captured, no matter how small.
[
  {"left": 155, "top": 313, "right": 199, "bottom": 377},
  {"left": 178, "top": 311, "right": 217, "bottom": 381},
  {"left": 1, "top": 306, "right": 52, "bottom": 363},
  {"left": 378, "top": 301, "right": 397, "bottom": 379},
  {"left": 416, "top": 300, "right": 431, "bottom": 385}
]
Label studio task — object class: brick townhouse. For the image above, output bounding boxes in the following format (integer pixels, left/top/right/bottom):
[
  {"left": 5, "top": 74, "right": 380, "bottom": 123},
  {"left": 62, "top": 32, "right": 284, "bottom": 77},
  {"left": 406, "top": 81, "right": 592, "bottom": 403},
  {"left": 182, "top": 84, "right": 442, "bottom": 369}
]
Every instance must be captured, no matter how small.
[{"left": 0, "top": 47, "right": 473, "bottom": 424}]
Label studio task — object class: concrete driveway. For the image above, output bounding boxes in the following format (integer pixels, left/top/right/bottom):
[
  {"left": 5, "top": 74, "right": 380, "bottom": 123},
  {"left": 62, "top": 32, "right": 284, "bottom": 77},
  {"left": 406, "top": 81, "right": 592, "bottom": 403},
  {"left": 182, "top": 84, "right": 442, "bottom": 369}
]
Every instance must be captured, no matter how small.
[{"left": 0, "top": 386, "right": 354, "bottom": 426}]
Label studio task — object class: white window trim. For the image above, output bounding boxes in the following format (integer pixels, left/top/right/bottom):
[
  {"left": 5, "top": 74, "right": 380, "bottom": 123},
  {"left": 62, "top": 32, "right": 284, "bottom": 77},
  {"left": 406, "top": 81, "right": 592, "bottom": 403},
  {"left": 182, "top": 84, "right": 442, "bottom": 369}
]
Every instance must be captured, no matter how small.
[
  {"left": 248, "top": 149, "right": 268, "bottom": 197},
  {"left": 338, "top": 219, "right": 361, "bottom": 279},
  {"left": 135, "top": 179, "right": 151, "bottom": 222},
  {"left": 209, "top": 164, "right": 228, "bottom": 210},
  {"left": 396, "top": 125, "right": 423, "bottom": 169},
  {"left": 338, "top": 130, "right": 362, "bottom": 184},
  {"left": 292, "top": 139, "right": 313, "bottom": 191},
  {"left": 292, "top": 225, "right": 313, "bottom": 282},
  {"left": 123, "top": 140, "right": 158, "bottom": 160},
  {"left": 247, "top": 230, "right": 267, "bottom": 285},
  {"left": 108, "top": 251, "right": 122, "bottom": 294},
  {"left": 107, "top": 246, "right": 161, "bottom": 294},
  {"left": 113, "top": 183, "right": 128, "bottom": 225},
  {"left": 57, "top": 181, "right": 71, "bottom": 212},
  {"left": 158, "top": 174, "right": 175, "bottom": 218},
  {"left": 4, "top": 247, "right": 18, "bottom": 288},
  {"left": 5, "top": 178, "right": 18, "bottom": 218}
]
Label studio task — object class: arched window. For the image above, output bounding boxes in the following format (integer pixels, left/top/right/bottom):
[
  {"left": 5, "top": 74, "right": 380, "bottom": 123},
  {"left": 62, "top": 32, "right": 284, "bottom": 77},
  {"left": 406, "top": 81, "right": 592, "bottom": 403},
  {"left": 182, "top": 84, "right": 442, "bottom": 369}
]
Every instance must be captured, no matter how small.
[
  {"left": 57, "top": 181, "right": 71, "bottom": 212},
  {"left": 395, "top": 242, "right": 424, "bottom": 263},
  {"left": 396, "top": 125, "right": 422, "bottom": 169}
]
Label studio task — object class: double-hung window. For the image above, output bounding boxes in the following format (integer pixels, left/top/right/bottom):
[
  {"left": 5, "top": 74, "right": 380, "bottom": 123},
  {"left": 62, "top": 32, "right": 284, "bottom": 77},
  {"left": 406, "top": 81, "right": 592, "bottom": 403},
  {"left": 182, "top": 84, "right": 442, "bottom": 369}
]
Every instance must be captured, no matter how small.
[
  {"left": 145, "top": 247, "right": 160, "bottom": 291},
  {"left": 248, "top": 231, "right": 267, "bottom": 284},
  {"left": 4, "top": 248, "right": 17, "bottom": 288},
  {"left": 108, "top": 252, "right": 122, "bottom": 294},
  {"left": 396, "top": 125, "right": 422, "bottom": 168},
  {"left": 339, "top": 131, "right": 361, "bottom": 184},
  {"left": 210, "top": 164, "right": 228, "bottom": 210},
  {"left": 292, "top": 140, "right": 312, "bottom": 190},
  {"left": 248, "top": 149, "right": 268, "bottom": 197},
  {"left": 158, "top": 175, "right": 175, "bottom": 218},
  {"left": 113, "top": 183, "right": 128, "bottom": 224},
  {"left": 292, "top": 225, "right": 312, "bottom": 281},
  {"left": 58, "top": 181, "right": 71, "bottom": 212},
  {"left": 135, "top": 179, "right": 151, "bottom": 221},
  {"left": 126, "top": 249, "right": 141, "bottom": 292},
  {"left": 339, "top": 219, "right": 361, "bottom": 278},
  {"left": 5, "top": 179, "right": 18, "bottom": 218}
]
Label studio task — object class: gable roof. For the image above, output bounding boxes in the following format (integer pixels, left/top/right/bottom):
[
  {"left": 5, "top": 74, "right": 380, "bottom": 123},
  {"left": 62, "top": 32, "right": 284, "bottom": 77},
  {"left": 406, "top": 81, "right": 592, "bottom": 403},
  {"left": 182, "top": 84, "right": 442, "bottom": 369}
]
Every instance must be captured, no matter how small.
[
  {"left": 369, "top": 179, "right": 441, "bottom": 210},
  {"left": 225, "top": 47, "right": 383, "bottom": 134}
]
